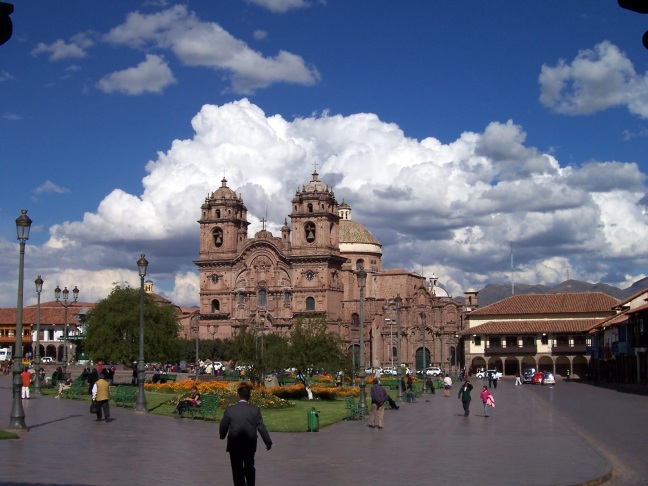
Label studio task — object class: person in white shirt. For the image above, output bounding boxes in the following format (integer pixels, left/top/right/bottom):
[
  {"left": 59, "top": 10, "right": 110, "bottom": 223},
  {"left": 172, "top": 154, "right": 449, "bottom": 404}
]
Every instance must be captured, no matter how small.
[{"left": 443, "top": 374, "right": 453, "bottom": 397}]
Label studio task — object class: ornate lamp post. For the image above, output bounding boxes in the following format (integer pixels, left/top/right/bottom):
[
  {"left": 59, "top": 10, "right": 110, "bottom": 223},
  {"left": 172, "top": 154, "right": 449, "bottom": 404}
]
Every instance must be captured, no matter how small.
[
  {"left": 8, "top": 210, "right": 31, "bottom": 429},
  {"left": 55, "top": 284, "right": 79, "bottom": 378},
  {"left": 395, "top": 295, "right": 404, "bottom": 402},
  {"left": 357, "top": 269, "right": 367, "bottom": 414},
  {"left": 33, "top": 275, "right": 43, "bottom": 394},
  {"left": 135, "top": 254, "right": 148, "bottom": 412}
]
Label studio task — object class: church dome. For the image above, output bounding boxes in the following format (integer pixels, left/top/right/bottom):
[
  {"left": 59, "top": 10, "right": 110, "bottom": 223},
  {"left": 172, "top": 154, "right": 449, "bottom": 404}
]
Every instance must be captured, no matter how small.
[
  {"left": 339, "top": 220, "right": 381, "bottom": 246},
  {"left": 337, "top": 202, "right": 382, "bottom": 258},
  {"left": 211, "top": 177, "right": 239, "bottom": 200}
]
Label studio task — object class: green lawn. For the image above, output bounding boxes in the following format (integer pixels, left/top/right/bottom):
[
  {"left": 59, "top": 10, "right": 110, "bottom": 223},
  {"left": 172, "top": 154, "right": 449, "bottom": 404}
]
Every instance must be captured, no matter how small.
[
  {"left": 145, "top": 391, "right": 352, "bottom": 432},
  {"left": 0, "top": 430, "right": 19, "bottom": 440},
  {"left": 35, "top": 388, "right": 359, "bottom": 433}
]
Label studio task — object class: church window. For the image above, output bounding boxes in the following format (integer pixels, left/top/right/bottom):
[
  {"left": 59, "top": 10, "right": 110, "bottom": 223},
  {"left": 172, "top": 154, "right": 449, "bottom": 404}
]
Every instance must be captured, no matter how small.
[
  {"left": 283, "top": 291, "right": 291, "bottom": 303},
  {"left": 216, "top": 209, "right": 221, "bottom": 218},
  {"left": 305, "top": 222, "right": 316, "bottom": 243},
  {"left": 258, "top": 289, "right": 267, "bottom": 307},
  {"left": 307, "top": 203, "right": 313, "bottom": 213},
  {"left": 306, "top": 296, "right": 316, "bottom": 311},
  {"left": 351, "top": 313, "right": 359, "bottom": 327},
  {"left": 211, "top": 300, "right": 220, "bottom": 313},
  {"left": 238, "top": 293, "right": 245, "bottom": 304},
  {"left": 356, "top": 259, "right": 364, "bottom": 270},
  {"left": 213, "top": 228, "right": 223, "bottom": 247}
]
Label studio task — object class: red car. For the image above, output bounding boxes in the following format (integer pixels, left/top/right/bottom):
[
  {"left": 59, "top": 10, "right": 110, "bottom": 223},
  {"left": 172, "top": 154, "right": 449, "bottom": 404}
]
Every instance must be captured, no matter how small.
[{"left": 532, "top": 371, "right": 545, "bottom": 384}]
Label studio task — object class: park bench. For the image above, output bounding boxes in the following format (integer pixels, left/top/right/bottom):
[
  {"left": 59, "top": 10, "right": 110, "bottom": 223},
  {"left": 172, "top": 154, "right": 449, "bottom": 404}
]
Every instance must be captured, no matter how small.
[
  {"left": 163, "top": 374, "right": 177, "bottom": 382},
  {"left": 185, "top": 394, "right": 220, "bottom": 421},
  {"left": 344, "top": 396, "right": 365, "bottom": 421},
  {"left": 111, "top": 386, "right": 137, "bottom": 407}
]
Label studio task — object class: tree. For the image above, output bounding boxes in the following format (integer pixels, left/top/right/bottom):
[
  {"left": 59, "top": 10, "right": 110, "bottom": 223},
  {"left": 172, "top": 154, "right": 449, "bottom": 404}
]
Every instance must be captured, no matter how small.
[
  {"left": 85, "top": 284, "right": 181, "bottom": 366},
  {"left": 287, "top": 317, "right": 345, "bottom": 377}
]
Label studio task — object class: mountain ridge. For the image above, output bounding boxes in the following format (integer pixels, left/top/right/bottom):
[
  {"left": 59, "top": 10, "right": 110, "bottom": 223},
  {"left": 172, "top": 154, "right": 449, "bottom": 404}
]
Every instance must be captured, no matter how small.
[{"left": 470, "top": 277, "right": 648, "bottom": 307}]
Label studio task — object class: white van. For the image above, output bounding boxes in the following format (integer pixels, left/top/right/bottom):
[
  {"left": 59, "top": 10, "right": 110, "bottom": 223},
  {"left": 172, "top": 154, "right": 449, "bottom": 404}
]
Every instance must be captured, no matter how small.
[{"left": 0, "top": 348, "right": 12, "bottom": 361}]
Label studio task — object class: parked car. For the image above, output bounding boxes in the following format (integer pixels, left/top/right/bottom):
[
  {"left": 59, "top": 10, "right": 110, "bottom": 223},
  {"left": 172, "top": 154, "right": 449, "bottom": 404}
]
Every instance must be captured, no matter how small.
[
  {"left": 425, "top": 367, "right": 443, "bottom": 377},
  {"left": 522, "top": 368, "right": 536, "bottom": 383},
  {"left": 542, "top": 372, "right": 556, "bottom": 385},
  {"left": 39, "top": 357, "right": 54, "bottom": 364},
  {"left": 532, "top": 371, "right": 545, "bottom": 384},
  {"left": 477, "top": 369, "right": 503, "bottom": 379},
  {"left": 381, "top": 367, "right": 396, "bottom": 376}
]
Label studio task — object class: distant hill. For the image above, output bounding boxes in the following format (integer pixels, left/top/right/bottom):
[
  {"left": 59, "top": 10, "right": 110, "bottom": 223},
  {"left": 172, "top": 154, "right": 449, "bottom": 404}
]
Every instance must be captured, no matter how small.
[{"left": 472, "top": 278, "right": 648, "bottom": 307}]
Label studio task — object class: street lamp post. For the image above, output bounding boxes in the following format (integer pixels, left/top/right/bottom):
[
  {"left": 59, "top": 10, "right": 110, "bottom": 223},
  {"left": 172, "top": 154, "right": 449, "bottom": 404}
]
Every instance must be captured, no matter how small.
[
  {"left": 54, "top": 285, "right": 79, "bottom": 378},
  {"left": 357, "top": 269, "right": 367, "bottom": 415},
  {"left": 33, "top": 275, "right": 43, "bottom": 394},
  {"left": 395, "top": 295, "right": 403, "bottom": 402},
  {"left": 194, "top": 322, "right": 200, "bottom": 381},
  {"left": 9, "top": 209, "right": 31, "bottom": 429},
  {"left": 420, "top": 313, "right": 427, "bottom": 372},
  {"left": 135, "top": 254, "right": 149, "bottom": 412}
]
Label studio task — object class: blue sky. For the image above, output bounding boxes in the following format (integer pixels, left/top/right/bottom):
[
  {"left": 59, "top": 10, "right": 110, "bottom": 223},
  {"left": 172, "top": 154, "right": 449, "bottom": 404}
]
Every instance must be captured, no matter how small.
[{"left": 1, "top": 0, "right": 648, "bottom": 307}]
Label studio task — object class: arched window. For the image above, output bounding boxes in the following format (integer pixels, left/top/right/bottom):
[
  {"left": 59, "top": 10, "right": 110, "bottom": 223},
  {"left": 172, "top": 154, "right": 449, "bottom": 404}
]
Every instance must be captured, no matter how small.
[
  {"left": 305, "top": 222, "right": 316, "bottom": 243},
  {"left": 306, "top": 297, "right": 315, "bottom": 311},
  {"left": 238, "top": 292, "right": 245, "bottom": 304},
  {"left": 356, "top": 259, "right": 364, "bottom": 270},
  {"left": 283, "top": 291, "right": 291, "bottom": 303},
  {"left": 216, "top": 209, "right": 221, "bottom": 218},
  {"left": 307, "top": 203, "right": 313, "bottom": 213},
  {"left": 351, "top": 313, "right": 359, "bottom": 327},
  {"left": 258, "top": 289, "right": 267, "bottom": 307},
  {"left": 213, "top": 227, "right": 223, "bottom": 247},
  {"left": 211, "top": 299, "right": 220, "bottom": 313}
]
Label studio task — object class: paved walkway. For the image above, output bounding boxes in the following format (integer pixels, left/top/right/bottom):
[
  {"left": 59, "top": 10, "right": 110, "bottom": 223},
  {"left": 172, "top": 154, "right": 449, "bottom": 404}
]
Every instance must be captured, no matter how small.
[{"left": 0, "top": 376, "right": 614, "bottom": 486}]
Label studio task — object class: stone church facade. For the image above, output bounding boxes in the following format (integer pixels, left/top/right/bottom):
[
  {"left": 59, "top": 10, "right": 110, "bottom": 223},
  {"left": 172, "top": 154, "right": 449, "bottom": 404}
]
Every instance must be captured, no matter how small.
[{"left": 194, "top": 171, "right": 465, "bottom": 374}]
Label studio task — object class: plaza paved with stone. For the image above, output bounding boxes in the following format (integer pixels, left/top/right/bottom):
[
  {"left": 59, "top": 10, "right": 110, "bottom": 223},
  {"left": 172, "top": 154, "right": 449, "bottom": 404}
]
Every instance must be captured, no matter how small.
[{"left": 1, "top": 375, "right": 644, "bottom": 486}]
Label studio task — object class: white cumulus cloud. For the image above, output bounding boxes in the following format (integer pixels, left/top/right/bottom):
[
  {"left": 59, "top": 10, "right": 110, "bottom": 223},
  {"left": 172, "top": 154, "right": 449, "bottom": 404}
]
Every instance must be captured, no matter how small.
[
  {"left": 539, "top": 41, "right": 648, "bottom": 119},
  {"left": 96, "top": 54, "right": 177, "bottom": 95},
  {"left": 29, "top": 99, "right": 648, "bottom": 306}
]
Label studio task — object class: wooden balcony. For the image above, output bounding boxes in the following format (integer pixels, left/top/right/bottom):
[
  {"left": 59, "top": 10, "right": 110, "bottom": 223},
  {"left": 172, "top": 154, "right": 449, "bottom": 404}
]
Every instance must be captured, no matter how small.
[
  {"left": 551, "top": 344, "right": 587, "bottom": 355},
  {"left": 484, "top": 344, "right": 537, "bottom": 356}
]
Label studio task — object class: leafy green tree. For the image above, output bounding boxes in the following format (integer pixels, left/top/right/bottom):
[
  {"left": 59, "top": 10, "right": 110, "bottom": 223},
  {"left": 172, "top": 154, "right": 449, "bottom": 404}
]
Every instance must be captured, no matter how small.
[
  {"left": 85, "top": 284, "right": 181, "bottom": 366},
  {"left": 287, "top": 317, "right": 344, "bottom": 377}
]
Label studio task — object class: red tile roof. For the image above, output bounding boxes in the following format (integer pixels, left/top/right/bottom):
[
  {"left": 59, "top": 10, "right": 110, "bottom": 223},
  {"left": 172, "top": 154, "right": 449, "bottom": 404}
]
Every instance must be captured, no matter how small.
[
  {"left": 459, "top": 318, "right": 602, "bottom": 335},
  {"left": 468, "top": 292, "right": 619, "bottom": 316}
]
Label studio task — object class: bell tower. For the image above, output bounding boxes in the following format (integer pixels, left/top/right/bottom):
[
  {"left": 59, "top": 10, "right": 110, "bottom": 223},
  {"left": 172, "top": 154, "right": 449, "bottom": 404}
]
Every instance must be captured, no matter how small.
[
  {"left": 198, "top": 177, "right": 249, "bottom": 259},
  {"left": 289, "top": 170, "right": 340, "bottom": 256}
]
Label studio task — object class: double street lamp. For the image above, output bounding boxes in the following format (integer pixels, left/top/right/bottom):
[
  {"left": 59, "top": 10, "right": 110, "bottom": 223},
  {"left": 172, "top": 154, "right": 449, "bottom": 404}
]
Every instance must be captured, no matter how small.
[
  {"left": 135, "top": 254, "right": 149, "bottom": 412},
  {"left": 33, "top": 275, "right": 44, "bottom": 394},
  {"left": 357, "top": 269, "right": 367, "bottom": 415},
  {"left": 8, "top": 210, "right": 32, "bottom": 430},
  {"left": 55, "top": 284, "right": 79, "bottom": 378}
]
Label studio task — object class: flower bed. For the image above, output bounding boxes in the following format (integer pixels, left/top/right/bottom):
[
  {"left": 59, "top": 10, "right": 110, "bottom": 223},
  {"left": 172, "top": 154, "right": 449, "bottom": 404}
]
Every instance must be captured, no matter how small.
[{"left": 146, "top": 380, "right": 359, "bottom": 403}]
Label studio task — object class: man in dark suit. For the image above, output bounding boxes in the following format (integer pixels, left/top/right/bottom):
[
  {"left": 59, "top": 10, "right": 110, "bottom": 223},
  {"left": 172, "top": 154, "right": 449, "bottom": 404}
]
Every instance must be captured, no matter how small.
[
  {"left": 457, "top": 380, "right": 474, "bottom": 417},
  {"left": 219, "top": 385, "right": 273, "bottom": 486}
]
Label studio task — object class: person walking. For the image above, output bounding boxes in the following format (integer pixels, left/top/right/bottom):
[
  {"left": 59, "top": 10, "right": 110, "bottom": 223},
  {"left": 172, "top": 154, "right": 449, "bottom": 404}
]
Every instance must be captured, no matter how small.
[
  {"left": 219, "top": 385, "right": 272, "bottom": 486},
  {"left": 20, "top": 367, "right": 31, "bottom": 399},
  {"left": 443, "top": 374, "right": 452, "bottom": 397},
  {"left": 480, "top": 385, "right": 494, "bottom": 417},
  {"left": 457, "top": 380, "right": 473, "bottom": 417},
  {"left": 91, "top": 370, "right": 111, "bottom": 422},
  {"left": 515, "top": 372, "right": 522, "bottom": 386},
  {"left": 367, "top": 378, "right": 389, "bottom": 428}
]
